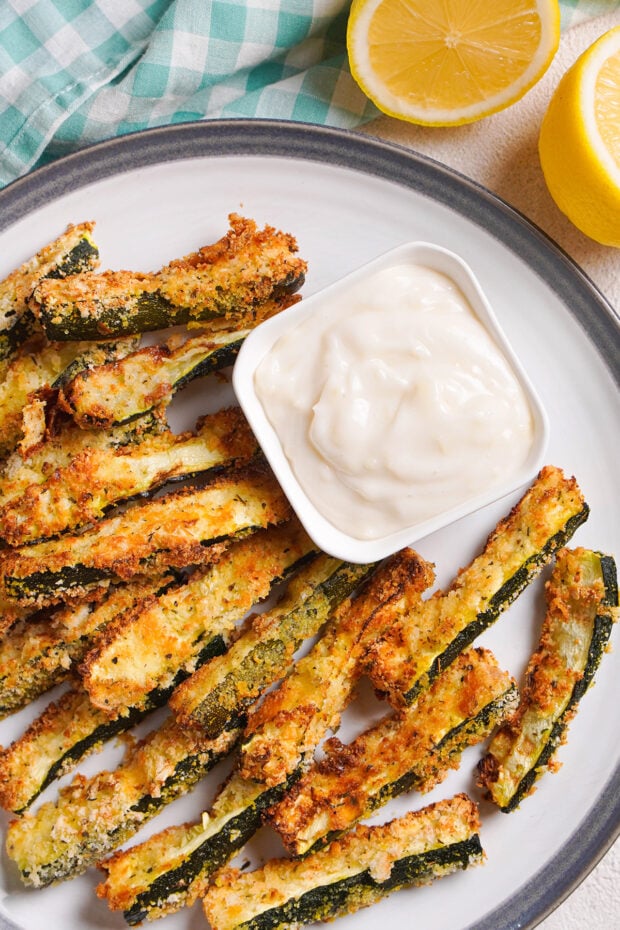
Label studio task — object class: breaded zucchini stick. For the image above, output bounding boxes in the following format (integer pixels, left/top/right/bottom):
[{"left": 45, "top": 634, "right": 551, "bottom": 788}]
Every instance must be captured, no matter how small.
[
  {"left": 0, "top": 221, "right": 99, "bottom": 360},
  {"left": 60, "top": 294, "right": 298, "bottom": 429},
  {"left": 169, "top": 558, "right": 378, "bottom": 736},
  {"left": 0, "top": 686, "right": 154, "bottom": 813},
  {"left": 0, "top": 527, "right": 316, "bottom": 809},
  {"left": 0, "top": 412, "right": 164, "bottom": 511},
  {"left": 240, "top": 549, "right": 434, "bottom": 787},
  {"left": 478, "top": 547, "right": 618, "bottom": 811},
  {"left": 6, "top": 714, "right": 240, "bottom": 887},
  {"left": 203, "top": 794, "right": 483, "bottom": 930},
  {"left": 0, "top": 461, "right": 291, "bottom": 608},
  {"left": 366, "top": 465, "right": 589, "bottom": 706},
  {"left": 0, "top": 406, "right": 259, "bottom": 545},
  {"left": 0, "top": 335, "right": 138, "bottom": 460},
  {"left": 80, "top": 521, "right": 316, "bottom": 716},
  {"left": 269, "top": 648, "right": 517, "bottom": 856},
  {"left": 98, "top": 768, "right": 299, "bottom": 924},
  {"left": 31, "top": 215, "right": 306, "bottom": 340},
  {"left": 0, "top": 575, "right": 174, "bottom": 717}
]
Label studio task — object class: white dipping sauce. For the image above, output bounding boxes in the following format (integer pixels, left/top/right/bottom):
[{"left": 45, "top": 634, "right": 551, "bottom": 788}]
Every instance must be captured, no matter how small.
[{"left": 255, "top": 263, "right": 534, "bottom": 540}]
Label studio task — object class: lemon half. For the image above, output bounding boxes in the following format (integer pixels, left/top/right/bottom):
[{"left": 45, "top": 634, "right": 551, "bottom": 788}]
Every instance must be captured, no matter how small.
[
  {"left": 539, "top": 26, "right": 620, "bottom": 247},
  {"left": 347, "top": 0, "right": 561, "bottom": 126}
]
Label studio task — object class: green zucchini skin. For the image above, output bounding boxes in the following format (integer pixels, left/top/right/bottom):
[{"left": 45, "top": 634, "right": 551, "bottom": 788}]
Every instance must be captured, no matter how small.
[
  {"left": 38, "top": 272, "right": 305, "bottom": 341},
  {"left": 80, "top": 522, "right": 316, "bottom": 718},
  {"left": 32, "top": 215, "right": 306, "bottom": 340},
  {"left": 235, "top": 837, "right": 482, "bottom": 930},
  {"left": 478, "top": 548, "right": 618, "bottom": 812},
  {"left": 404, "top": 514, "right": 589, "bottom": 706},
  {"left": 0, "top": 634, "right": 228, "bottom": 815},
  {"left": 2, "top": 530, "right": 317, "bottom": 811},
  {"left": 0, "top": 576, "right": 175, "bottom": 718},
  {"left": 0, "top": 311, "right": 37, "bottom": 361},
  {"left": 269, "top": 648, "right": 517, "bottom": 856},
  {"left": 6, "top": 719, "right": 241, "bottom": 887},
  {"left": 0, "top": 223, "right": 99, "bottom": 361},
  {"left": 0, "top": 406, "right": 259, "bottom": 546},
  {"left": 169, "top": 558, "right": 377, "bottom": 736},
  {"left": 1, "top": 463, "right": 291, "bottom": 608},
  {"left": 401, "top": 507, "right": 590, "bottom": 706},
  {"left": 107, "top": 771, "right": 300, "bottom": 925},
  {"left": 61, "top": 330, "right": 248, "bottom": 429},
  {"left": 366, "top": 465, "right": 589, "bottom": 707},
  {"left": 203, "top": 794, "right": 483, "bottom": 930}
]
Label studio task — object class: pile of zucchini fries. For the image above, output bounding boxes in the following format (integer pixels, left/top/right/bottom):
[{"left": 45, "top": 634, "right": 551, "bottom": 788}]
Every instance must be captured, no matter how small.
[{"left": 0, "top": 217, "right": 617, "bottom": 930}]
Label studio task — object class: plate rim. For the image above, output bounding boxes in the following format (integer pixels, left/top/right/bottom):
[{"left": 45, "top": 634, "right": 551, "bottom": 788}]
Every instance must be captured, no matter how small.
[{"left": 0, "top": 117, "right": 618, "bottom": 930}]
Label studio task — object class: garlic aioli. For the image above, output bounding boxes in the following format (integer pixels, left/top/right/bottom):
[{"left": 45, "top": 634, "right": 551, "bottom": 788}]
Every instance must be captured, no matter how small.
[{"left": 255, "top": 262, "right": 534, "bottom": 541}]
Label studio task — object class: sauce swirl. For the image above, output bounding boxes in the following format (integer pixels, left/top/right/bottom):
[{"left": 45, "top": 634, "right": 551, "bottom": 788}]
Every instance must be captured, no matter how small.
[{"left": 255, "top": 262, "right": 534, "bottom": 540}]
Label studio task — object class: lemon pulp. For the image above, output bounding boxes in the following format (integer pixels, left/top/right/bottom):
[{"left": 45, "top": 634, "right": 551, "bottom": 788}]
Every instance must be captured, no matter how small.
[
  {"left": 347, "top": 0, "right": 560, "bottom": 125},
  {"left": 538, "top": 26, "right": 620, "bottom": 247}
]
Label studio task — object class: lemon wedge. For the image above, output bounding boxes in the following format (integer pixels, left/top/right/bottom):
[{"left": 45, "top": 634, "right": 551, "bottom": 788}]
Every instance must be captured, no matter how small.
[
  {"left": 346, "top": 0, "right": 561, "bottom": 126},
  {"left": 539, "top": 26, "right": 620, "bottom": 247}
]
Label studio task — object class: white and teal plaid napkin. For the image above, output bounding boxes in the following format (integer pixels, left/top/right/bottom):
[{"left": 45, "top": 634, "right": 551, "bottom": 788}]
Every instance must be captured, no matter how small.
[{"left": 0, "top": 0, "right": 617, "bottom": 188}]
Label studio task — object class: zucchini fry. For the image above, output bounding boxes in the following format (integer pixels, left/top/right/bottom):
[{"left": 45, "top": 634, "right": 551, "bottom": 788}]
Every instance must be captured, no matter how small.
[
  {"left": 0, "top": 406, "right": 259, "bottom": 545},
  {"left": 270, "top": 648, "right": 517, "bottom": 856},
  {"left": 203, "top": 794, "right": 483, "bottom": 930},
  {"left": 98, "top": 769, "right": 299, "bottom": 924},
  {"left": 5, "top": 714, "right": 240, "bottom": 887},
  {"left": 0, "top": 412, "right": 164, "bottom": 511},
  {"left": 366, "top": 465, "right": 589, "bottom": 706},
  {"left": 0, "top": 221, "right": 99, "bottom": 360},
  {"left": 169, "top": 558, "right": 377, "bottom": 736},
  {"left": 80, "top": 521, "right": 316, "bottom": 717},
  {"left": 240, "top": 549, "right": 434, "bottom": 787},
  {"left": 61, "top": 329, "right": 250, "bottom": 428},
  {"left": 32, "top": 215, "right": 306, "bottom": 340},
  {"left": 0, "top": 686, "right": 154, "bottom": 813},
  {"left": 60, "top": 295, "right": 297, "bottom": 429},
  {"left": 478, "top": 547, "right": 618, "bottom": 812},
  {"left": 0, "top": 576, "right": 174, "bottom": 717},
  {"left": 0, "top": 336, "right": 138, "bottom": 460},
  {"left": 0, "top": 461, "right": 292, "bottom": 608}
]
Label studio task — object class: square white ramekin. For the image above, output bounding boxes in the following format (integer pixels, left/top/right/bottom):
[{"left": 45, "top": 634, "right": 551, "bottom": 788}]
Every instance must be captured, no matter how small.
[{"left": 232, "top": 241, "right": 549, "bottom": 563}]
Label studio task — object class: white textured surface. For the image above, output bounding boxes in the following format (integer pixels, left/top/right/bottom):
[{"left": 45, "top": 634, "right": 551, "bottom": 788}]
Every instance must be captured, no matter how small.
[
  {"left": 362, "top": 12, "right": 620, "bottom": 311},
  {"left": 363, "top": 11, "right": 620, "bottom": 930}
]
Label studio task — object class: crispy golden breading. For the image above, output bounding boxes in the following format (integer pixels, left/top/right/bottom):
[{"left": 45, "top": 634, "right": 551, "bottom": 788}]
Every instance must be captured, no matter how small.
[
  {"left": 0, "top": 341, "right": 96, "bottom": 459},
  {"left": 0, "top": 576, "right": 172, "bottom": 717},
  {"left": 269, "top": 648, "right": 517, "bottom": 855},
  {"left": 0, "top": 414, "right": 163, "bottom": 511},
  {"left": 0, "top": 406, "right": 259, "bottom": 545},
  {"left": 478, "top": 547, "right": 618, "bottom": 811},
  {"left": 96, "top": 769, "right": 294, "bottom": 923},
  {"left": 0, "top": 222, "right": 99, "bottom": 360},
  {"left": 203, "top": 794, "right": 483, "bottom": 930},
  {"left": 79, "top": 521, "right": 315, "bottom": 717},
  {"left": 6, "top": 715, "right": 240, "bottom": 887},
  {"left": 168, "top": 558, "right": 376, "bottom": 734},
  {"left": 0, "top": 687, "right": 130, "bottom": 813},
  {"left": 0, "top": 460, "right": 292, "bottom": 608},
  {"left": 59, "top": 294, "right": 299, "bottom": 429},
  {"left": 31, "top": 215, "right": 307, "bottom": 339},
  {"left": 366, "top": 465, "right": 588, "bottom": 706},
  {"left": 239, "top": 549, "right": 434, "bottom": 787}
]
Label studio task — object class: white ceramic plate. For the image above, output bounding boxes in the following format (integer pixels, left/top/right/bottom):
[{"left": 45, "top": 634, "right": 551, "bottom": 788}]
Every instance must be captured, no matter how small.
[{"left": 0, "top": 120, "right": 617, "bottom": 930}]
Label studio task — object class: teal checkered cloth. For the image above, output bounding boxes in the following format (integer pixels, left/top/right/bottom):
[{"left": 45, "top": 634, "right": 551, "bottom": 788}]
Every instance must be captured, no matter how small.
[{"left": 0, "top": 0, "right": 617, "bottom": 188}]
